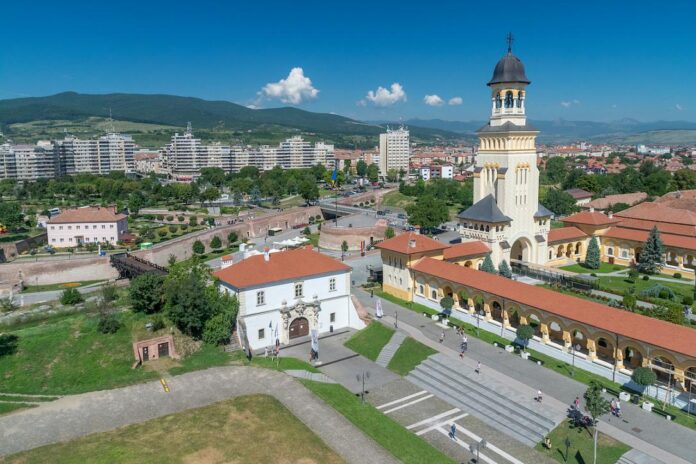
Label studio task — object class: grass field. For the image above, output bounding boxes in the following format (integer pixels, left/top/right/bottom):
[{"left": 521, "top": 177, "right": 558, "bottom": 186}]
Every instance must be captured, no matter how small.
[
  {"left": 2, "top": 395, "right": 344, "bottom": 464},
  {"left": 560, "top": 262, "right": 625, "bottom": 274},
  {"left": 380, "top": 191, "right": 414, "bottom": 209},
  {"left": 300, "top": 380, "right": 456, "bottom": 464},
  {"left": 0, "top": 403, "right": 36, "bottom": 416},
  {"left": 535, "top": 420, "right": 630, "bottom": 464},
  {"left": 597, "top": 275, "right": 693, "bottom": 301},
  {"left": 387, "top": 337, "right": 437, "bottom": 376},
  {"left": 21, "top": 280, "right": 105, "bottom": 294},
  {"left": 344, "top": 321, "right": 395, "bottom": 361}
]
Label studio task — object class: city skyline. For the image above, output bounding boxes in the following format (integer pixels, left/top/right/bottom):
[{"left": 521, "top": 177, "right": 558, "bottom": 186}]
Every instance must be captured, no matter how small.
[{"left": 0, "top": 1, "right": 695, "bottom": 123}]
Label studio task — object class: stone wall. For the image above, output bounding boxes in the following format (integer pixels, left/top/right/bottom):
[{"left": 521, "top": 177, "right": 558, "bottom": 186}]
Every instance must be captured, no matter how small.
[
  {"left": 319, "top": 219, "right": 388, "bottom": 251},
  {"left": 0, "top": 255, "right": 118, "bottom": 291},
  {"left": 0, "top": 233, "right": 48, "bottom": 263}
]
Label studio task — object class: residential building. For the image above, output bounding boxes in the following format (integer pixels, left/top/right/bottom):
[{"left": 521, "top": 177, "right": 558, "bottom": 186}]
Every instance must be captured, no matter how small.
[
  {"left": 276, "top": 136, "right": 334, "bottom": 170},
  {"left": 54, "top": 133, "right": 135, "bottom": 175},
  {"left": 564, "top": 188, "right": 593, "bottom": 206},
  {"left": 379, "top": 126, "right": 410, "bottom": 177},
  {"left": 0, "top": 142, "right": 57, "bottom": 180},
  {"left": 160, "top": 123, "right": 230, "bottom": 181},
  {"left": 214, "top": 246, "right": 364, "bottom": 351},
  {"left": 134, "top": 150, "right": 163, "bottom": 175},
  {"left": 47, "top": 206, "right": 128, "bottom": 247}
]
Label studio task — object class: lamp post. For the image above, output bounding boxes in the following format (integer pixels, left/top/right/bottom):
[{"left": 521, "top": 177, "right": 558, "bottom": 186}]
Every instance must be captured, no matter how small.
[
  {"left": 356, "top": 371, "right": 370, "bottom": 404},
  {"left": 571, "top": 343, "right": 581, "bottom": 377},
  {"left": 476, "top": 309, "right": 484, "bottom": 337},
  {"left": 469, "top": 438, "right": 487, "bottom": 463}
]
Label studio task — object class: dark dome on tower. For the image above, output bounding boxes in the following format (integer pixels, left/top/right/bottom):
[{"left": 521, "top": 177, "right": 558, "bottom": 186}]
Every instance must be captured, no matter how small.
[{"left": 487, "top": 50, "right": 530, "bottom": 86}]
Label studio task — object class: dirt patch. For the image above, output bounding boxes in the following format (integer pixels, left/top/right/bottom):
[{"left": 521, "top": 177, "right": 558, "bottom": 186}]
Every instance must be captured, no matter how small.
[{"left": 182, "top": 447, "right": 229, "bottom": 464}]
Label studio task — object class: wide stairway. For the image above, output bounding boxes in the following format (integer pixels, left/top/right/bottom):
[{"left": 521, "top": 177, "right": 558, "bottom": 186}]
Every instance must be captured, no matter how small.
[
  {"left": 407, "top": 353, "right": 562, "bottom": 447},
  {"left": 617, "top": 449, "right": 666, "bottom": 464}
]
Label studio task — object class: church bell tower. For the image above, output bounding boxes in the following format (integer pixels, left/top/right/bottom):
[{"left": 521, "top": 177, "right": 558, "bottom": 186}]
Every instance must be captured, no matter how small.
[{"left": 458, "top": 34, "right": 551, "bottom": 267}]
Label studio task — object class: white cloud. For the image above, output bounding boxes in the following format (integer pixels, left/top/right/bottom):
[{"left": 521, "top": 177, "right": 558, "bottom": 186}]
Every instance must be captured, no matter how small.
[
  {"left": 260, "top": 67, "right": 319, "bottom": 104},
  {"left": 363, "top": 83, "right": 407, "bottom": 106},
  {"left": 424, "top": 94, "right": 444, "bottom": 106},
  {"left": 561, "top": 99, "right": 581, "bottom": 108},
  {"left": 448, "top": 96, "right": 463, "bottom": 106},
  {"left": 246, "top": 104, "right": 259, "bottom": 109},
  {"left": 676, "top": 103, "right": 684, "bottom": 111}
]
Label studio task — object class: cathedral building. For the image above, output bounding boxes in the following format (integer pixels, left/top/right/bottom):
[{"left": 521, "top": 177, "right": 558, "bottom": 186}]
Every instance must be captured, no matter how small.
[{"left": 457, "top": 42, "right": 552, "bottom": 267}]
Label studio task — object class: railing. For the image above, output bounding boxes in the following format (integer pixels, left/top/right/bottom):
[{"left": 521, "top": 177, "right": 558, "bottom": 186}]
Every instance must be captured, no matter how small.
[{"left": 511, "top": 259, "right": 596, "bottom": 291}]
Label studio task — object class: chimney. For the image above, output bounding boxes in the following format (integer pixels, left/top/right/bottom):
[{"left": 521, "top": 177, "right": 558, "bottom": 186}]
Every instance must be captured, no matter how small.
[
  {"left": 589, "top": 207, "right": 595, "bottom": 213},
  {"left": 264, "top": 247, "right": 270, "bottom": 262},
  {"left": 409, "top": 239, "right": 417, "bottom": 248}
]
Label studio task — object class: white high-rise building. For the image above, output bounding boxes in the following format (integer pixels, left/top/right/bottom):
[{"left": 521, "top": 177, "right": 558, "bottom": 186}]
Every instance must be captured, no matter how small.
[
  {"left": 457, "top": 42, "right": 551, "bottom": 267},
  {"left": 276, "top": 136, "right": 334, "bottom": 169},
  {"left": 54, "top": 133, "right": 135, "bottom": 176},
  {"left": 379, "top": 127, "right": 410, "bottom": 177}
]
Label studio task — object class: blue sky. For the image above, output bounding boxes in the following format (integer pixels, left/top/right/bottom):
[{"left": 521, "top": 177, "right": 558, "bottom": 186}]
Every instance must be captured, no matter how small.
[{"left": 0, "top": 0, "right": 694, "bottom": 122}]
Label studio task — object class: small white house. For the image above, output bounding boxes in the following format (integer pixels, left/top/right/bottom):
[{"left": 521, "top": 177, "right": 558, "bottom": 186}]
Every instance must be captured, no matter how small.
[
  {"left": 214, "top": 246, "right": 365, "bottom": 351},
  {"left": 47, "top": 206, "right": 128, "bottom": 247}
]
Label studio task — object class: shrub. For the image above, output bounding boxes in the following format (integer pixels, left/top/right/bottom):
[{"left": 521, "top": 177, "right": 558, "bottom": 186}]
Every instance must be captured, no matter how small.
[
  {"left": 210, "top": 235, "right": 222, "bottom": 250},
  {"left": 0, "top": 297, "right": 19, "bottom": 313},
  {"left": 0, "top": 334, "right": 19, "bottom": 357},
  {"left": 309, "top": 216, "right": 315, "bottom": 224},
  {"left": 181, "top": 224, "right": 189, "bottom": 231},
  {"left": 439, "top": 296, "right": 454, "bottom": 315},
  {"left": 97, "top": 313, "right": 121, "bottom": 334},
  {"left": 157, "top": 228, "right": 168, "bottom": 237},
  {"left": 189, "top": 215, "right": 198, "bottom": 227},
  {"left": 632, "top": 367, "right": 657, "bottom": 388},
  {"left": 130, "top": 273, "right": 165, "bottom": 314},
  {"left": 101, "top": 284, "right": 118, "bottom": 302},
  {"left": 673, "top": 273, "right": 682, "bottom": 279},
  {"left": 590, "top": 273, "right": 597, "bottom": 277},
  {"left": 177, "top": 215, "right": 185, "bottom": 222},
  {"left": 516, "top": 324, "right": 535, "bottom": 351},
  {"left": 628, "top": 268, "right": 639, "bottom": 280},
  {"left": 192, "top": 240, "right": 205, "bottom": 255},
  {"left": 302, "top": 226, "right": 311, "bottom": 235},
  {"left": 642, "top": 275, "right": 650, "bottom": 281},
  {"left": 150, "top": 314, "right": 166, "bottom": 331},
  {"left": 156, "top": 215, "right": 164, "bottom": 221},
  {"left": 202, "top": 311, "right": 234, "bottom": 345},
  {"left": 658, "top": 289, "right": 670, "bottom": 299},
  {"left": 227, "top": 231, "right": 238, "bottom": 244},
  {"left": 683, "top": 295, "right": 694, "bottom": 306},
  {"left": 168, "top": 225, "right": 178, "bottom": 234},
  {"left": 60, "top": 288, "right": 83, "bottom": 305},
  {"left": 315, "top": 214, "right": 322, "bottom": 220},
  {"left": 166, "top": 215, "right": 174, "bottom": 221}
]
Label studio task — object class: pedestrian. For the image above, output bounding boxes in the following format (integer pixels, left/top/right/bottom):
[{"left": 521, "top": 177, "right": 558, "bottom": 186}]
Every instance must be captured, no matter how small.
[
  {"left": 449, "top": 423, "right": 457, "bottom": 440},
  {"left": 536, "top": 390, "right": 543, "bottom": 403},
  {"left": 610, "top": 398, "right": 617, "bottom": 416},
  {"left": 615, "top": 399, "right": 622, "bottom": 418},
  {"left": 439, "top": 330, "right": 445, "bottom": 343},
  {"left": 475, "top": 361, "right": 481, "bottom": 374},
  {"left": 574, "top": 396, "right": 580, "bottom": 410},
  {"left": 462, "top": 334, "right": 468, "bottom": 345},
  {"left": 264, "top": 346, "right": 268, "bottom": 358},
  {"left": 370, "top": 289, "right": 374, "bottom": 298}
]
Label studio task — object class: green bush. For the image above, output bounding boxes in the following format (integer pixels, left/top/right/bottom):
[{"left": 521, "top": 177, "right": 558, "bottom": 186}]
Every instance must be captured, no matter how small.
[
  {"left": 156, "top": 215, "right": 164, "bottom": 221},
  {"left": 631, "top": 367, "right": 657, "bottom": 387},
  {"left": 60, "top": 288, "right": 83, "bottom": 305},
  {"left": 227, "top": 232, "right": 238, "bottom": 244},
  {"left": 642, "top": 275, "right": 650, "bottom": 281},
  {"left": 192, "top": 240, "right": 205, "bottom": 255},
  {"left": 101, "top": 284, "right": 118, "bottom": 302},
  {"left": 0, "top": 334, "right": 19, "bottom": 357},
  {"left": 177, "top": 215, "right": 185, "bottom": 222},
  {"left": 673, "top": 273, "right": 682, "bottom": 279},
  {"left": 0, "top": 297, "right": 19, "bottom": 313},
  {"left": 202, "top": 311, "right": 234, "bottom": 345},
  {"left": 210, "top": 235, "right": 222, "bottom": 250},
  {"left": 181, "top": 224, "right": 189, "bottom": 231},
  {"left": 150, "top": 314, "right": 166, "bottom": 331},
  {"left": 683, "top": 295, "right": 694, "bottom": 306},
  {"left": 97, "top": 313, "right": 121, "bottom": 334},
  {"left": 130, "top": 273, "right": 165, "bottom": 314},
  {"left": 157, "top": 228, "right": 168, "bottom": 237},
  {"left": 168, "top": 225, "right": 178, "bottom": 234}
]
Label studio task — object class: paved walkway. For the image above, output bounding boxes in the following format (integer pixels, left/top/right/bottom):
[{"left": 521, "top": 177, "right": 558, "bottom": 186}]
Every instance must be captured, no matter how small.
[
  {"left": 0, "top": 366, "right": 397, "bottom": 463},
  {"left": 376, "top": 331, "right": 406, "bottom": 367},
  {"left": 356, "top": 289, "right": 695, "bottom": 464}
]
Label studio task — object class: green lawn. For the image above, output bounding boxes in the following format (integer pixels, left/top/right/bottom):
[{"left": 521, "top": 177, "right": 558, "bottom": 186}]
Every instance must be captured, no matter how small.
[
  {"left": 535, "top": 420, "right": 630, "bottom": 464},
  {"left": 3, "top": 395, "right": 344, "bottom": 464},
  {"left": 560, "top": 262, "right": 625, "bottom": 274},
  {"left": 344, "top": 321, "right": 395, "bottom": 361},
  {"left": 387, "top": 337, "right": 437, "bottom": 376},
  {"left": 227, "top": 350, "right": 321, "bottom": 373},
  {"left": 0, "top": 402, "right": 36, "bottom": 416},
  {"left": 21, "top": 280, "right": 105, "bottom": 294},
  {"left": 167, "top": 344, "right": 233, "bottom": 376},
  {"left": 380, "top": 191, "right": 414, "bottom": 209},
  {"left": 597, "top": 275, "right": 694, "bottom": 301},
  {"left": 300, "top": 380, "right": 456, "bottom": 464}
]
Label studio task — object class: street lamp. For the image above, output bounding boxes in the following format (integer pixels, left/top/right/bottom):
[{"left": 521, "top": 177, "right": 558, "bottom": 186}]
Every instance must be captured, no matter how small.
[
  {"left": 571, "top": 343, "right": 581, "bottom": 377},
  {"left": 476, "top": 309, "right": 484, "bottom": 337},
  {"left": 356, "top": 371, "right": 370, "bottom": 404},
  {"left": 469, "top": 438, "right": 487, "bottom": 463}
]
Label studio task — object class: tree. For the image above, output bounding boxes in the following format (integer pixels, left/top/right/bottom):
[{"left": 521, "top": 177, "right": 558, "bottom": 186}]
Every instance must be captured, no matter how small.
[
  {"left": 189, "top": 215, "right": 198, "bottom": 227},
  {"left": 227, "top": 231, "right": 238, "bottom": 245},
  {"left": 480, "top": 253, "right": 496, "bottom": 274},
  {"left": 168, "top": 254, "right": 177, "bottom": 267},
  {"left": 637, "top": 226, "right": 664, "bottom": 274},
  {"left": 585, "top": 236, "right": 600, "bottom": 269},
  {"left": 386, "top": 169, "right": 398, "bottom": 183},
  {"left": 671, "top": 168, "right": 696, "bottom": 191},
  {"left": 128, "top": 193, "right": 144, "bottom": 214},
  {"left": 541, "top": 188, "right": 577, "bottom": 216},
  {"left": 356, "top": 160, "right": 368, "bottom": 177},
  {"left": 298, "top": 178, "right": 319, "bottom": 204},
  {"left": 384, "top": 226, "right": 395, "bottom": 239},
  {"left": 130, "top": 273, "right": 165, "bottom": 314},
  {"left": 622, "top": 291, "right": 637, "bottom": 311},
  {"left": 543, "top": 157, "right": 567, "bottom": 184},
  {"left": 366, "top": 163, "right": 380, "bottom": 183},
  {"left": 202, "top": 294, "right": 239, "bottom": 345},
  {"left": 631, "top": 367, "right": 657, "bottom": 397},
  {"left": 405, "top": 195, "right": 448, "bottom": 231},
  {"left": 101, "top": 284, "right": 118, "bottom": 302},
  {"left": 199, "top": 167, "right": 226, "bottom": 187},
  {"left": 439, "top": 296, "right": 454, "bottom": 316},
  {"left": 584, "top": 380, "right": 611, "bottom": 464},
  {"left": 341, "top": 240, "right": 349, "bottom": 253},
  {"left": 60, "top": 288, "right": 83, "bottom": 305},
  {"left": 0, "top": 296, "right": 19, "bottom": 313},
  {"left": 164, "top": 262, "right": 214, "bottom": 339},
  {"left": 498, "top": 260, "right": 512, "bottom": 278},
  {"left": 192, "top": 240, "right": 205, "bottom": 255},
  {"left": 516, "top": 324, "right": 534, "bottom": 351},
  {"left": 609, "top": 202, "right": 630, "bottom": 213},
  {"left": 0, "top": 202, "right": 23, "bottom": 231},
  {"left": 210, "top": 235, "right": 222, "bottom": 250},
  {"left": 200, "top": 187, "right": 220, "bottom": 204},
  {"left": 0, "top": 334, "right": 19, "bottom": 357},
  {"left": 97, "top": 311, "right": 121, "bottom": 334},
  {"left": 343, "top": 159, "right": 352, "bottom": 175}
]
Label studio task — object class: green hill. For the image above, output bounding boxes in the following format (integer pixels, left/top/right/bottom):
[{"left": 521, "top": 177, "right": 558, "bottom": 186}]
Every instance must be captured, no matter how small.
[{"left": 0, "top": 92, "right": 460, "bottom": 147}]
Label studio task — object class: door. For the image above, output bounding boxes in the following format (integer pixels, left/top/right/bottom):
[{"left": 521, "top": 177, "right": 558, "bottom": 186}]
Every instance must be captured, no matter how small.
[
  {"left": 158, "top": 342, "right": 169, "bottom": 358},
  {"left": 289, "top": 317, "right": 309, "bottom": 339},
  {"left": 608, "top": 257, "right": 615, "bottom": 265},
  {"left": 142, "top": 346, "right": 149, "bottom": 361}
]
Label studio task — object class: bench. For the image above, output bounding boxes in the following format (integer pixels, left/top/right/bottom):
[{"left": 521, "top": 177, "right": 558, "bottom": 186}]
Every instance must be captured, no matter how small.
[{"left": 652, "top": 407, "right": 672, "bottom": 421}]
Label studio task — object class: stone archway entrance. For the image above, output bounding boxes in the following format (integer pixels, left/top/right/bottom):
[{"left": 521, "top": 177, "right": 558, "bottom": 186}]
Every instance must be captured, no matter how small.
[
  {"left": 289, "top": 317, "right": 309, "bottom": 339},
  {"left": 511, "top": 238, "right": 532, "bottom": 262}
]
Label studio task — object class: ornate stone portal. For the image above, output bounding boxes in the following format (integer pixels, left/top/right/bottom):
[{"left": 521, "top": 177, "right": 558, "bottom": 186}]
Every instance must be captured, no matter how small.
[{"left": 280, "top": 301, "right": 320, "bottom": 344}]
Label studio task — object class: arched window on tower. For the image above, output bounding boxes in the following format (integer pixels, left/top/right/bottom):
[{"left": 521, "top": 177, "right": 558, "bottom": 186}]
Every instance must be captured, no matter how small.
[
  {"left": 495, "top": 93, "right": 502, "bottom": 109},
  {"left": 504, "top": 91, "right": 514, "bottom": 108},
  {"left": 517, "top": 91, "right": 524, "bottom": 108}
]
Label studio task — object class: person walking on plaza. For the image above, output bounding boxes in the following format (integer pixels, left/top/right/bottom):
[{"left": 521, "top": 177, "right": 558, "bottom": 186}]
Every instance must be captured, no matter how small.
[
  {"left": 574, "top": 396, "right": 580, "bottom": 410},
  {"left": 536, "top": 390, "right": 543, "bottom": 403},
  {"left": 475, "top": 361, "right": 481, "bottom": 374},
  {"left": 449, "top": 423, "right": 457, "bottom": 440},
  {"left": 439, "top": 330, "right": 445, "bottom": 343},
  {"left": 610, "top": 398, "right": 617, "bottom": 416},
  {"left": 615, "top": 399, "right": 622, "bottom": 418}
]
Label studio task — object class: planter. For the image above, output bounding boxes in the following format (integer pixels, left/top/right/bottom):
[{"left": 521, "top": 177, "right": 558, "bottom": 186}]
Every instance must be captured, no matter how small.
[
  {"left": 619, "top": 392, "right": 631, "bottom": 402},
  {"left": 642, "top": 401, "right": 654, "bottom": 412},
  {"left": 521, "top": 352, "right": 530, "bottom": 360}
]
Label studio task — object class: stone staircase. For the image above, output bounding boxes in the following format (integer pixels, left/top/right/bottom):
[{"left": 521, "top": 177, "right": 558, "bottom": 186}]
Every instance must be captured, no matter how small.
[
  {"left": 376, "top": 331, "right": 407, "bottom": 367},
  {"left": 224, "top": 328, "right": 242, "bottom": 352},
  {"left": 617, "top": 449, "right": 666, "bottom": 464},
  {"left": 407, "top": 353, "right": 562, "bottom": 447}
]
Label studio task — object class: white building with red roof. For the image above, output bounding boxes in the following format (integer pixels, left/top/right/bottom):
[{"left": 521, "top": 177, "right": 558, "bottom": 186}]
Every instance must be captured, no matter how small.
[
  {"left": 47, "top": 206, "right": 128, "bottom": 247},
  {"left": 214, "top": 247, "right": 364, "bottom": 350}
]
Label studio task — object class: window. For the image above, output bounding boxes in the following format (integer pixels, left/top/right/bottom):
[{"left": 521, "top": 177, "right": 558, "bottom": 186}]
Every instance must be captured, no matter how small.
[
  {"left": 607, "top": 247, "right": 614, "bottom": 256},
  {"left": 93, "top": 225, "right": 97, "bottom": 229},
  {"left": 294, "top": 283, "right": 303, "bottom": 298},
  {"left": 256, "top": 291, "right": 265, "bottom": 306},
  {"left": 102, "top": 225, "right": 106, "bottom": 229},
  {"left": 329, "top": 278, "right": 336, "bottom": 292},
  {"left": 67, "top": 226, "right": 72, "bottom": 230},
  {"left": 330, "top": 312, "right": 336, "bottom": 323},
  {"left": 59, "top": 226, "right": 63, "bottom": 230},
  {"left": 431, "top": 289, "right": 437, "bottom": 300},
  {"left": 621, "top": 249, "right": 629, "bottom": 259},
  {"left": 110, "top": 224, "right": 114, "bottom": 228},
  {"left": 52, "top": 238, "right": 56, "bottom": 243},
  {"left": 258, "top": 328, "right": 265, "bottom": 340},
  {"left": 50, "top": 226, "right": 55, "bottom": 230},
  {"left": 60, "top": 238, "right": 64, "bottom": 242},
  {"left": 76, "top": 225, "right": 80, "bottom": 230},
  {"left": 418, "top": 284, "right": 424, "bottom": 295},
  {"left": 504, "top": 91, "right": 514, "bottom": 108}
]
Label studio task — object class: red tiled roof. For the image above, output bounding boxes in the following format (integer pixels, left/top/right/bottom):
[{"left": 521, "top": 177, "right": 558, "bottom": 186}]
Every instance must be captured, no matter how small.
[
  {"left": 602, "top": 227, "right": 696, "bottom": 252},
  {"left": 377, "top": 232, "right": 449, "bottom": 255},
  {"left": 615, "top": 202, "right": 696, "bottom": 226},
  {"left": 48, "top": 207, "right": 127, "bottom": 224},
  {"left": 411, "top": 258, "right": 696, "bottom": 358},
  {"left": 214, "top": 248, "right": 350, "bottom": 289},
  {"left": 614, "top": 218, "right": 696, "bottom": 237},
  {"left": 443, "top": 241, "right": 490, "bottom": 260},
  {"left": 564, "top": 188, "right": 593, "bottom": 200},
  {"left": 584, "top": 192, "right": 647, "bottom": 210},
  {"left": 547, "top": 227, "right": 587, "bottom": 243},
  {"left": 562, "top": 211, "right": 620, "bottom": 226}
]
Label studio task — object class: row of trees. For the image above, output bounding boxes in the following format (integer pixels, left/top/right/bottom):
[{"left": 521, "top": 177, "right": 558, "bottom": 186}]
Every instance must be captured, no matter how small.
[{"left": 401, "top": 179, "right": 473, "bottom": 230}]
